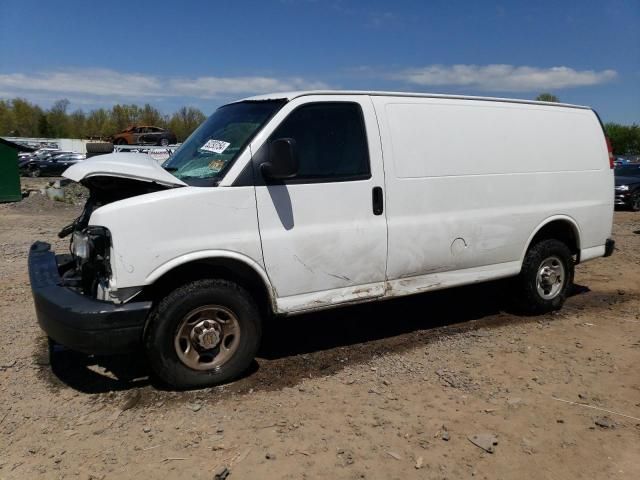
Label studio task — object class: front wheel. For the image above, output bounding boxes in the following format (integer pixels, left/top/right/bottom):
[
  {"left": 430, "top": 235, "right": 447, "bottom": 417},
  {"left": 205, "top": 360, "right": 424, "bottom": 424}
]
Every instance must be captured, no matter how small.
[
  {"left": 144, "top": 279, "right": 262, "bottom": 389},
  {"left": 29, "top": 167, "right": 41, "bottom": 177},
  {"left": 513, "top": 239, "right": 574, "bottom": 314}
]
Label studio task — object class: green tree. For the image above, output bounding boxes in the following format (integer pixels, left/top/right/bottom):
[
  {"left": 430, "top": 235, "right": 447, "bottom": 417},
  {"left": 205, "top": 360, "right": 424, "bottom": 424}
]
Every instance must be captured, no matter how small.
[
  {"left": 0, "top": 100, "right": 16, "bottom": 135},
  {"left": 38, "top": 114, "right": 52, "bottom": 137},
  {"left": 85, "top": 108, "right": 115, "bottom": 138},
  {"left": 140, "top": 103, "right": 167, "bottom": 127},
  {"left": 168, "top": 106, "right": 206, "bottom": 142},
  {"left": 535, "top": 93, "right": 560, "bottom": 103},
  {"left": 111, "top": 104, "right": 141, "bottom": 131},
  {"left": 605, "top": 123, "right": 640, "bottom": 155},
  {"left": 68, "top": 109, "right": 87, "bottom": 138},
  {"left": 47, "top": 99, "right": 70, "bottom": 137},
  {"left": 11, "top": 98, "right": 42, "bottom": 136}
]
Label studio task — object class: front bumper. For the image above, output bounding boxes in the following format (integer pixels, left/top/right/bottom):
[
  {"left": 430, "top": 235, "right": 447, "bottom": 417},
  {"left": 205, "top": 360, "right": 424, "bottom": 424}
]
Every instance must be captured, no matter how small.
[{"left": 28, "top": 241, "right": 151, "bottom": 355}]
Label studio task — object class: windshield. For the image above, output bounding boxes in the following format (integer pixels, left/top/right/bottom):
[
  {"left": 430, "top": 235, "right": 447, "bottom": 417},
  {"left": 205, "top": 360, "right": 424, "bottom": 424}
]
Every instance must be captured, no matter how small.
[
  {"left": 615, "top": 164, "right": 640, "bottom": 176},
  {"left": 164, "top": 100, "right": 285, "bottom": 185}
]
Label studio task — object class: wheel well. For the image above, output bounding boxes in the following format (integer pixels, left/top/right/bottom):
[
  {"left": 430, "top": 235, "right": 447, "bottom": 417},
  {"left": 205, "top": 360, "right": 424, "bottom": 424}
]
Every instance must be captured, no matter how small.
[
  {"left": 145, "top": 258, "right": 275, "bottom": 315},
  {"left": 528, "top": 220, "right": 580, "bottom": 257}
]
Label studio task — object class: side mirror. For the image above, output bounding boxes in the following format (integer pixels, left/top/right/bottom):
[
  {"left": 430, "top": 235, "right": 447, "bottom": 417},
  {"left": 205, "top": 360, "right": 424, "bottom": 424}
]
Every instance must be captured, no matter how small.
[{"left": 261, "top": 138, "right": 298, "bottom": 180}]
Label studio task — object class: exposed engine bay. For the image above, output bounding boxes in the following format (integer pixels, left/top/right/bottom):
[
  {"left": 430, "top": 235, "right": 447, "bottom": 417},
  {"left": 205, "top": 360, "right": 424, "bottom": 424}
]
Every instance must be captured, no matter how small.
[{"left": 57, "top": 177, "right": 174, "bottom": 300}]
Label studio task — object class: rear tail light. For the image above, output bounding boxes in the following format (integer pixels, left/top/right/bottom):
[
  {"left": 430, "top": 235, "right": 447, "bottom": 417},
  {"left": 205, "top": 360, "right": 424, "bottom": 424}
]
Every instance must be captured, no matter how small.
[{"left": 606, "top": 137, "right": 614, "bottom": 169}]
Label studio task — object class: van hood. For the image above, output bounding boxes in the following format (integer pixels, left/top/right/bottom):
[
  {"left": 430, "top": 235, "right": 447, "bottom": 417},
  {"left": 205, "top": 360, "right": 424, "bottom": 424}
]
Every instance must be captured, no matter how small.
[{"left": 63, "top": 152, "right": 187, "bottom": 187}]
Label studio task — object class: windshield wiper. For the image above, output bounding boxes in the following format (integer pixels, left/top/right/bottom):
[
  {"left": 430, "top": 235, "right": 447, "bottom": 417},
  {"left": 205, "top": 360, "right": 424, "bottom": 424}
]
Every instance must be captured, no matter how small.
[{"left": 163, "top": 166, "right": 179, "bottom": 172}]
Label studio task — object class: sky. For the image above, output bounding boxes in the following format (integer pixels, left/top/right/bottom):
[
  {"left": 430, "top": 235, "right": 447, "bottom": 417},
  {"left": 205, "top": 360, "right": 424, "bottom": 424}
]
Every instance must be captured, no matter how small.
[{"left": 0, "top": 0, "right": 638, "bottom": 123}]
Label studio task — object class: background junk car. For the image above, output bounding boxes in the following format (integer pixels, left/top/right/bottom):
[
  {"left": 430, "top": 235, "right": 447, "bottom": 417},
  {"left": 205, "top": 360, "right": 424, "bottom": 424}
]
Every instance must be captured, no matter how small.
[{"left": 110, "top": 125, "right": 178, "bottom": 146}]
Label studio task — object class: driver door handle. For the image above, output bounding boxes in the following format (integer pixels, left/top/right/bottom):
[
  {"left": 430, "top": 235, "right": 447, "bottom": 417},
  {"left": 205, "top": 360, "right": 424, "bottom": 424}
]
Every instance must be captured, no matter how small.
[{"left": 372, "top": 186, "right": 383, "bottom": 215}]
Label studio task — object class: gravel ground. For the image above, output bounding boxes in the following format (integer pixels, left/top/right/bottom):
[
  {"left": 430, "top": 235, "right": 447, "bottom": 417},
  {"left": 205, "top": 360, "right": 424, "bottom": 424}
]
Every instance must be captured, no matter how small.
[{"left": 1, "top": 184, "right": 639, "bottom": 479}]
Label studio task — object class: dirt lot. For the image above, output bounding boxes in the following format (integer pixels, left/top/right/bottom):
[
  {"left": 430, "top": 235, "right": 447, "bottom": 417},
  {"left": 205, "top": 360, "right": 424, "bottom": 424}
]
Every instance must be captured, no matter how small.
[{"left": 1, "top": 181, "right": 639, "bottom": 479}]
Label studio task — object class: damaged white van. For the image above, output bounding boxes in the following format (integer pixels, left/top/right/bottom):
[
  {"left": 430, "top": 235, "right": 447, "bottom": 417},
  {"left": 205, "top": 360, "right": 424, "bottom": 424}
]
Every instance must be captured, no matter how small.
[{"left": 29, "top": 91, "right": 615, "bottom": 388}]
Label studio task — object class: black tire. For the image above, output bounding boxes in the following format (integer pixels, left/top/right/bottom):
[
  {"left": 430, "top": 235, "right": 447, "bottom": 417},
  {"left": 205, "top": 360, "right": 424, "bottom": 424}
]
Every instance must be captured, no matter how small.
[
  {"left": 144, "top": 279, "right": 262, "bottom": 389},
  {"left": 158, "top": 137, "right": 170, "bottom": 146},
  {"left": 29, "top": 167, "right": 41, "bottom": 177},
  {"left": 630, "top": 191, "right": 640, "bottom": 212},
  {"left": 86, "top": 142, "right": 114, "bottom": 154},
  {"left": 513, "top": 239, "right": 574, "bottom": 314},
  {"left": 115, "top": 138, "right": 128, "bottom": 146}
]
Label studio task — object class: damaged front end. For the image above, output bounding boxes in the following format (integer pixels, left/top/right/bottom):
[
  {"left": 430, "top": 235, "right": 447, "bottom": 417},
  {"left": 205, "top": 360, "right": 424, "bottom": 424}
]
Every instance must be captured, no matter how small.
[
  {"left": 28, "top": 153, "right": 185, "bottom": 354},
  {"left": 57, "top": 176, "right": 173, "bottom": 302}
]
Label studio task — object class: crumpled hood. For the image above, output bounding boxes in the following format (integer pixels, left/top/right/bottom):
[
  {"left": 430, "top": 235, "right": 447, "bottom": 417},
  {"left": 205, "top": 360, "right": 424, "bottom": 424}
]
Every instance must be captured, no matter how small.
[{"left": 63, "top": 152, "right": 187, "bottom": 187}]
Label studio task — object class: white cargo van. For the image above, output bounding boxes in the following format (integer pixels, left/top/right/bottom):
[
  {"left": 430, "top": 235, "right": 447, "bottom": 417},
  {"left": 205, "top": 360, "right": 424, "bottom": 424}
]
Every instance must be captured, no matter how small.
[{"left": 28, "top": 91, "right": 615, "bottom": 388}]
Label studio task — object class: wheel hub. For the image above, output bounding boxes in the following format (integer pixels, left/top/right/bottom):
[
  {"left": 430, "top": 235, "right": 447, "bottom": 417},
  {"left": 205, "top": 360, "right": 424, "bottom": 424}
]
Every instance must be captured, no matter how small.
[
  {"left": 536, "top": 256, "right": 565, "bottom": 300},
  {"left": 174, "top": 305, "right": 241, "bottom": 371},
  {"left": 540, "top": 267, "right": 558, "bottom": 287},
  {"left": 190, "top": 319, "right": 222, "bottom": 349}
]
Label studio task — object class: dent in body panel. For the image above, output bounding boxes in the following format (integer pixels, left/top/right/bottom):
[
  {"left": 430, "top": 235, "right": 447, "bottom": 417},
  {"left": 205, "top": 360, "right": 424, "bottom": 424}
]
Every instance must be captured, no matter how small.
[{"left": 276, "top": 282, "right": 385, "bottom": 314}]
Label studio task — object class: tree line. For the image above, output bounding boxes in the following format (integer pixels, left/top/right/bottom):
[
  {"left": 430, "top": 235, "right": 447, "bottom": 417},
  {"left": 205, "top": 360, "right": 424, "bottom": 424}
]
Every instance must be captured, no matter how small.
[
  {"left": 0, "top": 98, "right": 207, "bottom": 142},
  {"left": 1, "top": 95, "right": 638, "bottom": 154}
]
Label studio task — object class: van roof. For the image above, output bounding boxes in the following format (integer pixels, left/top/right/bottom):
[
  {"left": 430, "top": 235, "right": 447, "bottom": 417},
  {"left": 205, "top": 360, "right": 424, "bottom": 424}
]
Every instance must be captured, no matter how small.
[{"left": 239, "top": 90, "right": 590, "bottom": 110}]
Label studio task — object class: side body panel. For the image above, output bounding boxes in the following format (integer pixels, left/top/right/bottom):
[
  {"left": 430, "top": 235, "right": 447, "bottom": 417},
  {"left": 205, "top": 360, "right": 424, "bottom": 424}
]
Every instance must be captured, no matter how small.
[{"left": 372, "top": 96, "right": 613, "bottom": 297}]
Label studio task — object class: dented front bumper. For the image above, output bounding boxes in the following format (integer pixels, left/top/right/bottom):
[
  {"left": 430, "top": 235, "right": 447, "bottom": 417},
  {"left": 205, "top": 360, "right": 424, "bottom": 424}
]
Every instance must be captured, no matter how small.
[{"left": 28, "top": 241, "right": 151, "bottom": 355}]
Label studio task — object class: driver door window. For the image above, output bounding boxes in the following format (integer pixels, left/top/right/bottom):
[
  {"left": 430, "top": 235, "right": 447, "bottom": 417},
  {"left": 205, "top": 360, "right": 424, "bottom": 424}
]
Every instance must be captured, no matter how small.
[{"left": 269, "top": 102, "right": 370, "bottom": 183}]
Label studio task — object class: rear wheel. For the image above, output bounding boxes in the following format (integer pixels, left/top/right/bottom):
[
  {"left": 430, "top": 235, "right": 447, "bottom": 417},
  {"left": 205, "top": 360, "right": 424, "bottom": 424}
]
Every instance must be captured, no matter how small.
[
  {"left": 144, "top": 279, "right": 262, "bottom": 389},
  {"left": 513, "top": 239, "right": 574, "bottom": 314}
]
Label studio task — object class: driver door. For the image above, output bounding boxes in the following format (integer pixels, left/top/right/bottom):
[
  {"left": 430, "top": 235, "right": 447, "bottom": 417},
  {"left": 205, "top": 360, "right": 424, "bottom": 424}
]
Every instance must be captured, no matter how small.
[{"left": 252, "top": 96, "right": 388, "bottom": 313}]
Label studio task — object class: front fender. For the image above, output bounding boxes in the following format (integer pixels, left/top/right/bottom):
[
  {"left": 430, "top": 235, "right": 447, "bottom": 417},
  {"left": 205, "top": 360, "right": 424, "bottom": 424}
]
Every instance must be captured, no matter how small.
[
  {"left": 146, "top": 249, "right": 275, "bottom": 295},
  {"left": 88, "top": 185, "right": 263, "bottom": 292}
]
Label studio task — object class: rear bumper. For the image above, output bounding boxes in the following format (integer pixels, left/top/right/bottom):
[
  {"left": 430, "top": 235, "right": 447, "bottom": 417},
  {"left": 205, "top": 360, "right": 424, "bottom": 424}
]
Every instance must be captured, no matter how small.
[{"left": 28, "top": 241, "right": 151, "bottom": 355}]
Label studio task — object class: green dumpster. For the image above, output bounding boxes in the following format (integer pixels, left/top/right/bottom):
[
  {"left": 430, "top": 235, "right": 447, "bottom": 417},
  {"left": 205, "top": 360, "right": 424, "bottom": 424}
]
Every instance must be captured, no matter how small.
[{"left": 0, "top": 137, "right": 32, "bottom": 202}]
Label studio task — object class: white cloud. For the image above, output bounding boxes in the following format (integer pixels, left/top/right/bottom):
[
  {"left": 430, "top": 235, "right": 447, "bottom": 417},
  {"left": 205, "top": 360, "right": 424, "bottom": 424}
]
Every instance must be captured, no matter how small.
[
  {"left": 0, "top": 69, "right": 163, "bottom": 97},
  {"left": 169, "top": 76, "right": 329, "bottom": 99},
  {"left": 391, "top": 64, "right": 617, "bottom": 91},
  {"left": 0, "top": 68, "right": 329, "bottom": 101}
]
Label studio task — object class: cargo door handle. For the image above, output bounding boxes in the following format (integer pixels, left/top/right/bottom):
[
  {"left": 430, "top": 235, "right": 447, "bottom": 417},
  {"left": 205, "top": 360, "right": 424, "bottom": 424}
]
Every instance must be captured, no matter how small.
[{"left": 372, "top": 186, "right": 383, "bottom": 215}]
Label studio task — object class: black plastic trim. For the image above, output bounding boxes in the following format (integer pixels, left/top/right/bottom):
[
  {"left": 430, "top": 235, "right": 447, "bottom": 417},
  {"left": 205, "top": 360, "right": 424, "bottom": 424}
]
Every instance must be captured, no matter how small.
[
  {"left": 28, "top": 241, "right": 151, "bottom": 355},
  {"left": 372, "top": 186, "right": 383, "bottom": 215},
  {"left": 604, "top": 238, "right": 615, "bottom": 257}
]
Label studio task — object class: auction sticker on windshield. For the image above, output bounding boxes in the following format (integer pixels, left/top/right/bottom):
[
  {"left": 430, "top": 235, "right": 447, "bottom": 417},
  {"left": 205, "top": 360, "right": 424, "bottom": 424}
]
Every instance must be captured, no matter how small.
[{"left": 200, "top": 139, "right": 230, "bottom": 154}]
